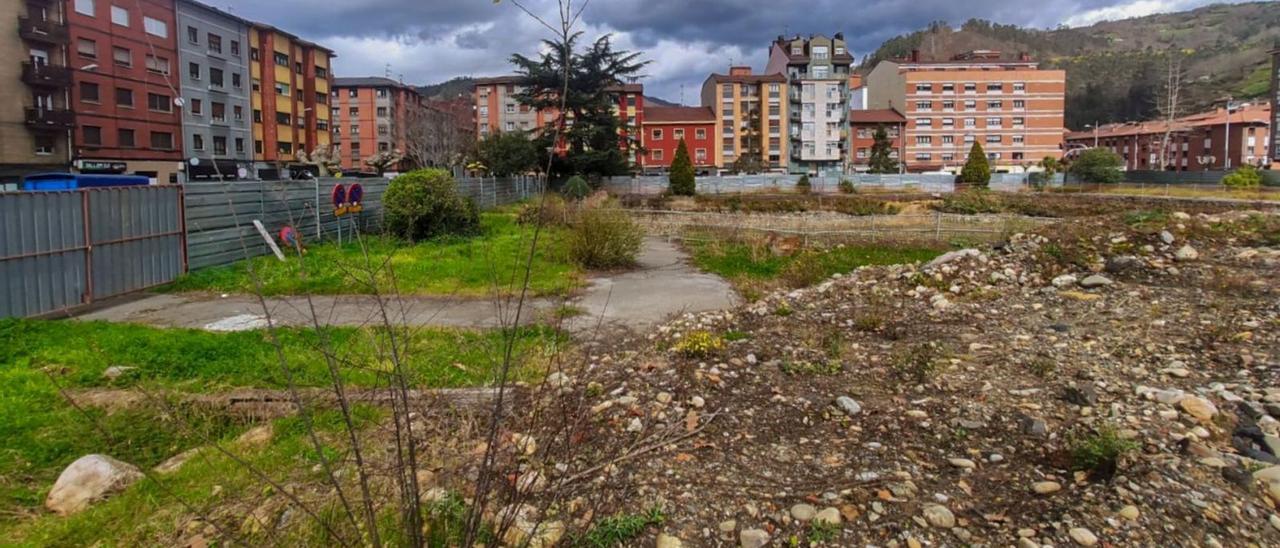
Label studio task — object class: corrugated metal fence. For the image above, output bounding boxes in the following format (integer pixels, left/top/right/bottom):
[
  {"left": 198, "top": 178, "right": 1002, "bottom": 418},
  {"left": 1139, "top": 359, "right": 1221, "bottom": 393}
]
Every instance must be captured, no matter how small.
[
  {"left": 603, "top": 173, "right": 1047, "bottom": 194},
  {"left": 1, "top": 186, "right": 184, "bottom": 318}
]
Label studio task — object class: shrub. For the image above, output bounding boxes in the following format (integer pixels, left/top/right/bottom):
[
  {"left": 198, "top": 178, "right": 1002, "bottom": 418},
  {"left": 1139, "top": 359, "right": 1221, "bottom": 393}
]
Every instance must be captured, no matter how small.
[
  {"left": 838, "top": 179, "right": 856, "bottom": 194},
  {"left": 672, "top": 330, "right": 725, "bottom": 358},
  {"left": 1069, "top": 148, "right": 1124, "bottom": 184},
  {"left": 780, "top": 251, "right": 828, "bottom": 288},
  {"left": 958, "top": 143, "right": 991, "bottom": 187},
  {"left": 569, "top": 207, "right": 643, "bottom": 269},
  {"left": 517, "top": 193, "right": 572, "bottom": 226},
  {"left": 669, "top": 140, "right": 696, "bottom": 196},
  {"left": 562, "top": 175, "right": 591, "bottom": 201},
  {"left": 937, "top": 190, "right": 1002, "bottom": 214},
  {"left": 1222, "top": 165, "right": 1262, "bottom": 188},
  {"left": 795, "top": 175, "right": 812, "bottom": 194},
  {"left": 383, "top": 168, "right": 480, "bottom": 241},
  {"left": 894, "top": 343, "right": 945, "bottom": 382},
  {"left": 1070, "top": 425, "right": 1138, "bottom": 474}
]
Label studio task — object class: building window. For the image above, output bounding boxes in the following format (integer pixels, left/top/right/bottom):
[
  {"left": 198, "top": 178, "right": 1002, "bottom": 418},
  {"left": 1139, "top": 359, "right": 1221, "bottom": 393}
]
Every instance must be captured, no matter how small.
[
  {"left": 274, "top": 52, "right": 289, "bottom": 66},
  {"left": 915, "top": 83, "right": 931, "bottom": 93},
  {"left": 986, "top": 135, "right": 1001, "bottom": 144},
  {"left": 35, "top": 135, "right": 56, "bottom": 155},
  {"left": 110, "top": 5, "right": 128, "bottom": 27},
  {"left": 941, "top": 135, "right": 955, "bottom": 144},
  {"left": 349, "top": 107, "right": 358, "bottom": 117},
  {"left": 915, "top": 101, "right": 932, "bottom": 111},
  {"left": 986, "top": 117, "right": 1002, "bottom": 128},
  {"left": 377, "top": 125, "right": 388, "bottom": 136},
  {"left": 1013, "top": 82, "right": 1026, "bottom": 93},
  {"left": 143, "top": 16, "right": 167, "bottom": 38},
  {"left": 941, "top": 83, "right": 955, "bottom": 93},
  {"left": 651, "top": 149, "right": 663, "bottom": 161},
  {"left": 294, "top": 62, "right": 302, "bottom": 75},
  {"left": 986, "top": 83, "right": 1003, "bottom": 93},
  {"left": 234, "top": 105, "right": 243, "bottom": 120},
  {"left": 964, "top": 82, "right": 976, "bottom": 93},
  {"left": 250, "top": 47, "right": 259, "bottom": 61},
  {"left": 230, "top": 40, "right": 240, "bottom": 56},
  {"left": 210, "top": 67, "right": 223, "bottom": 87},
  {"left": 252, "top": 109, "right": 262, "bottom": 122},
  {"left": 232, "top": 73, "right": 241, "bottom": 88},
  {"left": 315, "top": 66, "right": 327, "bottom": 78},
  {"left": 347, "top": 89, "right": 358, "bottom": 98},
  {"left": 277, "top": 142, "right": 292, "bottom": 154},
  {"left": 213, "top": 136, "right": 227, "bottom": 155},
  {"left": 1012, "top": 135, "right": 1025, "bottom": 144},
  {"left": 115, "top": 87, "right": 132, "bottom": 107},
  {"left": 146, "top": 55, "right": 169, "bottom": 75},
  {"left": 275, "top": 82, "right": 289, "bottom": 96},
  {"left": 150, "top": 131, "right": 173, "bottom": 149},
  {"left": 211, "top": 102, "right": 225, "bottom": 122},
  {"left": 505, "top": 103, "right": 515, "bottom": 114},
  {"left": 112, "top": 46, "right": 131, "bottom": 67},
  {"left": 235, "top": 138, "right": 245, "bottom": 153},
  {"left": 915, "top": 153, "right": 931, "bottom": 161},
  {"left": 192, "top": 133, "right": 204, "bottom": 150},
  {"left": 75, "top": 0, "right": 95, "bottom": 17},
  {"left": 987, "top": 100, "right": 1003, "bottom": 110},
  {"left": 964, "top": 118, "right": 976, "bottom": 128},
  {"left": 696, "top": 128, "right": 707, "bottom": 140},
  {"left": 350, "top": 124, "right": 360, "bottom": 135},
  {"left": 964, "top": 100, "right": 976, "bottom": 110},
  {"left": 376, "top": 88, "right": 389, "bottom": 98},
  {"left": 674, "top": 129, "right": 685, "bottom": 140},
  {"left": 188, "top": 62, "right": 200, "bottom": 80},
  {"left": 812, "top": 45, "right": 829, "bottom": 59},
  {"left": 376, "top": 106, "right": 388, "bottom": 117},
  {"left": 916, "top": 136, "right": 932, "bottom": 145},
  {"left": 147, "top": 92, "right": 171, "bottom": 112},
  {"left": 915, "top": 118, "right": 931, "bottom": 127},
  {"left": 1012, "top": 117, "right": 1025, "bottom": 127},
  {"left": 187, "top": 26, "right": 198, "bottom": 44},
  {"left": 651, "top": 128, "right": 663, "bottom": 140},
  {"left": 77, "top": 38, "right": 97, "bottom": 59},
  {"left": 189, "top": 98, "right": 202, "bottom": 115},
  {"left": 254, "top": 140, "right": 263, "bottom": 153},
  {"left": 276, "top": 112, "right": 291, "bottom": 125},
  {"left": 83, "top": 126, "right": 102, "bottom": 145},
  {"left": 208, "top": 34, "right": 222, "bottom": 54},
  {"left": 80, "top": 81, "right": 100, "bottom": 103},
  {"left": 1013, "top": 100, "right": 1025, "bottom": 110}
]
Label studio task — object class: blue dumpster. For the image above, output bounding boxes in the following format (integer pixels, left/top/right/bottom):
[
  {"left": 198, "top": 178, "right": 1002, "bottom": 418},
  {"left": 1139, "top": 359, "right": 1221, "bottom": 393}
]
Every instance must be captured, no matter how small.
[{"left": 21, "top": 173, "right": 150, "bottom": 191}]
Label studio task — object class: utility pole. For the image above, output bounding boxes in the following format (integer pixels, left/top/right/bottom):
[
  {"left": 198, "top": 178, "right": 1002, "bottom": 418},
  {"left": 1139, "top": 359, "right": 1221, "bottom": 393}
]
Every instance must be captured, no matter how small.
[{"left": 1223, "top": 97, "right": 1239, "bottom": 170}]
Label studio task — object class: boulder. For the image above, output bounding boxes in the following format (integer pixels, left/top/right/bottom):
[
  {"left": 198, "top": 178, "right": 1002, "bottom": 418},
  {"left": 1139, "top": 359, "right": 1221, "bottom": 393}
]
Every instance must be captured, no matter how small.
[{"left": 45, "top": 454, "right": 143, "bottom": 515}]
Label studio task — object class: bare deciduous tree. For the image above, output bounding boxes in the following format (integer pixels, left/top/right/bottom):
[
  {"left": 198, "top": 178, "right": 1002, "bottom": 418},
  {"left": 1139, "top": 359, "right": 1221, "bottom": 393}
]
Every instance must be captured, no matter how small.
[
  {"left": 403, "top": 104, "right": 469, "bottom": 169},
  {"left": 1157, "top": 52, "right": 1185, "bottom": 170}
]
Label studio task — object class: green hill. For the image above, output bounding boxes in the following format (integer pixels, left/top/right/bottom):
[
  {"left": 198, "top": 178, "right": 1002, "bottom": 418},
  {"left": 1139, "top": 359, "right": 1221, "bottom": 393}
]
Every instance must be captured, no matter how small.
[{"left": 862, "top": 2, "right": 1280, "bottom": 130}]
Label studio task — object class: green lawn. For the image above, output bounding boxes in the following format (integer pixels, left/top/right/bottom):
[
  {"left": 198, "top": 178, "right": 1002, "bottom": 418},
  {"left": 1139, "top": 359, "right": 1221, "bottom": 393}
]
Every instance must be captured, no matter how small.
[
  {"left": 688, "top": 240, "right": 943, "bottom": 298},
  {"left": 166, "top": 212, "right": 581, "bottom": 297},
  {"left": 0, "top": 318, "right": 563, "bottom": 524}
]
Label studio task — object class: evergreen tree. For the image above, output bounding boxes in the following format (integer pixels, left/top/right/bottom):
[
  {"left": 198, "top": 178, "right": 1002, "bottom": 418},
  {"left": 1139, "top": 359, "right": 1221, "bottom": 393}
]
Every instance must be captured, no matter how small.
[
  {"left": 867, "top": 126, "right": 900, "bottom": 174},
  {"left": 958, "top": 142, "right": 991, "bottom": 187},
  {"left": 669, "top": 139, "right": 696, "bottom": 196},
  {"left": 509, "top": 33, "right": 648, "bottom": 178}
]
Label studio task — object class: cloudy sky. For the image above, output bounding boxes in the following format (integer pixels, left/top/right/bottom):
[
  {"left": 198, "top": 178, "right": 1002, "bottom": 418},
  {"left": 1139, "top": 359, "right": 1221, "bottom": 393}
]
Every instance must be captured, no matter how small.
[{"left": 215, "top": 0, "right": 1242, "bottom": 103}]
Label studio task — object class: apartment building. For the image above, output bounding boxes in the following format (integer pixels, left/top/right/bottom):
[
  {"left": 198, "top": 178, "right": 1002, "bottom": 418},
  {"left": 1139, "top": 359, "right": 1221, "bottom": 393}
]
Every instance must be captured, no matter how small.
[
  {"left": 866, "top": 50, "right": 1066, "bottom": 172},
  {"left": 67, "top": 0, "right": 184, "bottom": 183},
  {"left": 765, "top": 34, "right": 853, "bottom": 176},
  {"left": 248, "top": 23, "right": 333, "bottom": 179},
  {"left": 848, "top": 109, "right": 906, "bottom": 172},
  {"left": 1064, "top": 103, "right": 1272, "bottom": 171},
  {"left": 3, "top": 0, "right": 73, "bottom": 183},
  {"left": 700, "top": 67, "right": 789, "bottom": 172},
  {"left": 611, "top": 83, "right": 644, "bottom": 166},
  {"left": 473, "top": 75, "right": 556, "bottom": 137},
  {"left": 175, "top": 0, "right": 251, "bottom": 180},
  {"left": 639, "top": 106, "right": 715, "bottom": 171},
  {"left": 331, "top": 76, "right": 420, "bottom": 172},
  {"left": 1270, "top": 44, "right": 1279, "bottom": 166}
]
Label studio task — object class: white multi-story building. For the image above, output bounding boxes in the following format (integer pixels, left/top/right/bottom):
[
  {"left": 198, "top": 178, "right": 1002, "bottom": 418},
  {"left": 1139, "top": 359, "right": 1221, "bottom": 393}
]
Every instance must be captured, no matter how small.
[{"left": 765, "top": 34, "right": 852, "bottom": 176}]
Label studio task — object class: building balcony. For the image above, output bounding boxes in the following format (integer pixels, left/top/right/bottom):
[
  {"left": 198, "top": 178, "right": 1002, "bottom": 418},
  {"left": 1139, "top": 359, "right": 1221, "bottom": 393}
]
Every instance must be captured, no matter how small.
[
  {"left": 25, "top": 108, "right": 75, "bottom": 130},
  {"left": 18, "top": 17, "right": 69, "bottom": 45},
  {"left": 21, "top": 62, "right": 71, "bottom": 88}
]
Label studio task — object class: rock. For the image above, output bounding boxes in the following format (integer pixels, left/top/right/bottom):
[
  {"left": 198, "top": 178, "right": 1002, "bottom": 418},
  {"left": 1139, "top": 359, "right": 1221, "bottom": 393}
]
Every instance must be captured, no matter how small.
[
  {"left": 155, "top": 448, "right": 201, "bottom": 475},
  {"left": 1174, "top": 245, "right": 1199, "bottom": 261},
  {"left": 1079, "top": 275, "right": 1113, "bottom": 289},
  {"left": 626, "top": 418, "right": 643, "bottom": 432},
  {"left": 835, "top": 396, "right": 862, "bottom": 417},
  {"left": 1105, "top": 255, "right": 1142, "bottom": 274},
  {"left": 1180, "top": 396, "right": 1218, "bottom": 422},
  {"left": 511, "top": 433, "right": 538, "bottom": 456},
  {"left": 1159, "top": 230, "right": 1175, "bottom": 245},
  {"left": 1117, "top": 505, "right": 1140, "bottom": 520},
  {"left": 690, "top": 396, "right": 706, "bottom": 409},
  {"left": 1019, "top": 414, "right": 1048, "bottom": 436},
  {"left": 739, "top": 528, "right": 769, "bottom": 548},
  {"left": 718, "top": 519, "right": 737, "bottom": 533},
  {"left": 790, "top": 503, "right": 817, "bottom": 521},
  {"left": 1069, "top": 527, "right": 1098, "bottom": 546},
  {"left": 45, "top": 454, "right": 144, "bottom": 515},
  {"left": 814, "top": 507, "right": 841, "bottom": 525},
  {"left": 499, "top": 504, "right": 563, "bottom": 548},
  {"left": 655, "top": 392, "right": 673, "bottom": 404},
  {"left": 102, "top": 366, "right": 136, "bottom": 380},
  {"left": 1065, "top": 384, "right": 1099, "bottom": 406},
  {"left": 515, "top": 470, "right": 547, "bottom": 494},
  {"left": 948, "top": 458, "right": 977, "bottom": 469},
  {"left": 1018, "top": 539, "right": 1038, "bottom": 548},
  {"left": 545, "top": 371, "right": 573, "bottom": 389},
  {"left": 1032, "top": 481, "right": 1062, "bottom": 494},
  {"left": 746, "top": 354, "right": 757, "bottom": 365},
  {"left": 922, "top": 504, "right": 955, "bottom": 528},
  {"left": 1270, "top": 514, "right": 1280, "bottom": 532},
  {"left": 235, "top": 424, "right": 274, "bottom": 447},
  {"left": 1051, "top": 274, "right": 1078, "bottom": 288},
  {"left": 927, "top": 249, "right": 981, "bottom": 269},
  {"left": 1253, "top": 465, "right": 1280, "bottom": 482},
  {"left": 656, "top": 533, "right": 683, "bottom": 548}
]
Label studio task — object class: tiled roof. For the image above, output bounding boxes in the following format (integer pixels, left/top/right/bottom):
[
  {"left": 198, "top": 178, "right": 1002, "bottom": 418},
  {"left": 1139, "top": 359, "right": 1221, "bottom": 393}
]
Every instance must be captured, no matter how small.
[
  {"left": 850, "top": 108, "right": 907, "bottom": 124},
  {"left": 705, "top": 72, "right": 787, "bottom": 84},
  {"left": 1065, "top": 103, "right": 1272, "bottom": 140},
  {"left": 473, "top": 75, "right": 525, "bottom": 85},
  {"left": 333, "top": 77, "right": 417, "bottom": 91},
  {"left": 644, "top": 106, "right": 714, "bottom": 123}
]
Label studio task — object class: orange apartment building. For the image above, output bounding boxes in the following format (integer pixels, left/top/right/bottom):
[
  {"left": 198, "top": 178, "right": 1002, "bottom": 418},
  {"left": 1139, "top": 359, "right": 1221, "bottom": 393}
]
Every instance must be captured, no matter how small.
[
  {"left": 331, "top": 77, "right": 420, "bottom": 172},
  {"left": 473, "top": 75, "right": 556, "bottom": 137},
  {"left": 247, "top": 23, "right": 332, "bottom": 179},
  {"left": 1064, "top": 102, "right": 1272, "bottom": 171},
  {"left": 866, "top": 50, "right": 1065, "bottom": 172},
  {"left": 700, "top": 67, "right": 789, "bottom": 171}
]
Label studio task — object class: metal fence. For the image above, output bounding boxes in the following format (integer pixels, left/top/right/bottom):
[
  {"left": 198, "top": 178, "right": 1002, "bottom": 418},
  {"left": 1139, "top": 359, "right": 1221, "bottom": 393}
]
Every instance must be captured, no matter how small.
[
  {"left": 603, "top": 172, "right": 1051, "bottom": 195},
  {"left": 1, "top": 186, "right": 184, "bottom": 318},
  {"left": 1120, "top": 169, "right": 1280, "bottom": 186}
]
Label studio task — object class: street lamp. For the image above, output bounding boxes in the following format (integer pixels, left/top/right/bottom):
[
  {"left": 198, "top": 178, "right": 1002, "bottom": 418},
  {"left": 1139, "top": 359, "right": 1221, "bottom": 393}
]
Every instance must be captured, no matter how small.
[
  {"left": 1084, "top": 121, "right": 1099, "bottom": 147},
  {"left": 1223, "top": 98, "right": 1242, "bottom": 170}
]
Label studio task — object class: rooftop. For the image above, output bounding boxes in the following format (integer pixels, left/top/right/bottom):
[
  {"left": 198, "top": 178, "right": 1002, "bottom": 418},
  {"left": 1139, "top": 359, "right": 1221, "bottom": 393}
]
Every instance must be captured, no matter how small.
[
  {"left": 333, "top": 77, "right": 418, "bottom": 91},
  {"left": 850, "top": 108, "right": 907, "bottom": 124},
  {"left": 1065, "top": 102, "right": 1272, "bottom": 140},
  {"left": 644, "top": 106, "right": 714, "bottom": 123}
]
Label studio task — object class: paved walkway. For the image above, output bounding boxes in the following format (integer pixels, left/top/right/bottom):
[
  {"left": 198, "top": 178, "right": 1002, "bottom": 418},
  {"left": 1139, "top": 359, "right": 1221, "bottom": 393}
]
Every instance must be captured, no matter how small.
[{"left": 75, "top": 237, "right": 738, "bottom": 334}]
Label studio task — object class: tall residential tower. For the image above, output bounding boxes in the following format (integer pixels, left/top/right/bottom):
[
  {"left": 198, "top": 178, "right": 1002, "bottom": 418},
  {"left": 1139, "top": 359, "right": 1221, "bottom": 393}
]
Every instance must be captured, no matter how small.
[{"left": 765, "top": 34, "right": 853, "bottom": 176}]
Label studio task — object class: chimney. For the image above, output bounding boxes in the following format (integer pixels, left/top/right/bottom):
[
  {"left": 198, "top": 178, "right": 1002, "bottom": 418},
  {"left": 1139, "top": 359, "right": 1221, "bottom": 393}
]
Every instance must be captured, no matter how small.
[
  {"left": 729, "top": 66, "right": 752, "bottom": 76},
  {"left": 910, "top": 49, "right": 921, "bottom": 63}
]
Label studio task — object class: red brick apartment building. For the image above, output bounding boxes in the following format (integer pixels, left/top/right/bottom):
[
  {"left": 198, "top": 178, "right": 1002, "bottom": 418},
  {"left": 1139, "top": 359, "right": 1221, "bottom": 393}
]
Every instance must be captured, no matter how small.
[
  {"left": 612, "top": 83, "right": 644, "bottom": 165},
  {"left": 849, "top": 108, "right": 906, "bottom": 171},
  {"left": 639, "top": 106, "right": 715, "bottom": 171},
  {"left": 331, "top": 77, "right": 420, "bottom": 171},
  {"left": 67, "top": 0, "right": 184, "bottom": 183},
  {"left": 866, "top": 50, "right": 1066, "bottom": 172},
  {"left": 1065, "top": 103, "right": 1272, "bottom": 171}
]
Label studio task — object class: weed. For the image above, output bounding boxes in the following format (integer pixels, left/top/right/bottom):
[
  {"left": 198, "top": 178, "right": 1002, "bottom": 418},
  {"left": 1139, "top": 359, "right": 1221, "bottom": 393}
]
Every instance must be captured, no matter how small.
[
  {"left": 1122, "top": 209, "right": 1169, "bottom": 228},
  {"left": 577, "top": 505, "right": 666, "bottom": 548},
  {"left": 853, "top": 315, "right": 885, "bottom": 332},
  {"left": 672, "top": 330, "right": 726, "bottom": 358},
  {"left": 935, "top": 190, "right": 1002, "bottom": 214},
  {"left": 1070, "top": 425, "right": 1138, "bottom": 475},
  {"left": 552, "top": 304, "right": 587, "bottom": 319},
  {"left": 722, "top": 330, "right": 751, "bottom": 342},
  {"left": 780, "top": 360, "right": 842, "bottom": 376},
  {"left": 894, "top": 343, "right": 945, "bottom": 383},
  {"left": 807, "top": 520, "right": 840, "bottom": 543},
  {"left": 1026, "top": 357, "right": 1056, "bottom": 378},
  {"left": 570, "top": 207, "right": 644, "bottom": 269},
  {"left": 774, "top": 303, "right": 793, "bottom": 317}
]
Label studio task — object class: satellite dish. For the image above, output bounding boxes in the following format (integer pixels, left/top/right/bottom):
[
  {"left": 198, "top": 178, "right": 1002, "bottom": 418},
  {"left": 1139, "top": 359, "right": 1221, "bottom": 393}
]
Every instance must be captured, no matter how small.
[
  {"left": 173, "top": 97, "right": 185, "bottom": 108},
  {"left": 189, "top": 157, "right": 200, "bottom": 166},
  {"left": 237, "top": 167, "right": 248, "bottom": 178}
]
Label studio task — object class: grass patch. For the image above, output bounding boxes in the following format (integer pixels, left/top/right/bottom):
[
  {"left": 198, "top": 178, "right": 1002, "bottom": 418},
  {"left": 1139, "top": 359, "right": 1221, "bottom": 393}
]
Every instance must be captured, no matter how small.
[
  {"left": 576, "top": 505, "right": 666, "bottom": 548},
  {"left": 1070, "top": 425, "right": 1139, "bottom": 476},
  {"left": 688, "top": 240, "right": 942, "bottom": 295},
  {"left": 166, "top": 212, "right": 581, "bottom": 297}
]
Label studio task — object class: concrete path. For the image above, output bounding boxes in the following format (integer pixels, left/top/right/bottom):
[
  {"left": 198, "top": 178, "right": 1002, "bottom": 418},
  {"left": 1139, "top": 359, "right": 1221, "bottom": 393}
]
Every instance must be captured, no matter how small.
[{"left": 75, "top": 237, "right": 738, "bottom": 334}]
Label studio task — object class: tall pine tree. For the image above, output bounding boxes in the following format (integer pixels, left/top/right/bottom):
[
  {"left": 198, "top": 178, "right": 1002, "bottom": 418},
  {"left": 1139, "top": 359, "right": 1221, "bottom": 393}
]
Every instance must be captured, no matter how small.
[
  {"left": 958, "top": 142, "right": 991, "bottom": 187},
  {"left": 867, "top": 126, "right": 900, "bottom": 174},
  {"left": 669, "top": 139, "right": 696, "bottom": 196}
]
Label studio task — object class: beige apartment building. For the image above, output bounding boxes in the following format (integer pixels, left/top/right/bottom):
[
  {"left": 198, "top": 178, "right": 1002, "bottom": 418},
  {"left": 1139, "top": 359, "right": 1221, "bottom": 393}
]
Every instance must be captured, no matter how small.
[
  {"left": 3, "top": 0, "right": 73, "bottom": 184},
  {"left": 866, "top": 50, "right": 1066, "bottom": 172},
  {"left": 700, "top": 67, "right": 789, "bottom": 172},
  {"left": 765, "top": 34, "right": 854, "bottom": 176}
]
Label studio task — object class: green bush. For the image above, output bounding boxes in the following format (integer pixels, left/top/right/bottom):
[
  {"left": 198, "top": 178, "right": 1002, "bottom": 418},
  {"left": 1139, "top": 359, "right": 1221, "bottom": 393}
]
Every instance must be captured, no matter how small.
[
  {"left": 569, "top": 207, "right": 643, "bottom": 268},
  {"left": 795, "top": 175, "right": 812, "bottom": 194},
  {"left": 838, "top": 179, "right": 856, "bottom": 194},
  {"left": 1222, "top": 165, "right": 1262, "bottom": 188},
  {"left": 1069, "top": 148, "right": 1124, "bottom": 184},
  {"left": 517, "top": 193, "right": 572, "bottom": 226},
  {"left": 958, "top": 143, "right": 991, "bottom": 187},
  {"left": 937, "top": 190, "right": 1002, "bottom": 214},
  {"left": 1070, "top": 425, "right": 1138, "bottom": 473},
  {"left": 669, "top": 139, "right": 696, "bottom": 196},
  {"left": 563, "top": 175, "right": 591, "bottom": 201},
  {"left": 383, "top": 168, "right": 479, "bottom": 241}
]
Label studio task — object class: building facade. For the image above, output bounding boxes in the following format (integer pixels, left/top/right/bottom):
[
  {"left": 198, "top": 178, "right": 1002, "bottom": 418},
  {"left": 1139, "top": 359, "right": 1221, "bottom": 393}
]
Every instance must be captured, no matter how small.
[
  {"left": 1064, "top": 103, "right": 1272, "bottom": 171},
  {"left": 848, "top": 109, "right": 906, "bottom": 172},
  {"left": 700, "top": 67, "right": 789, "bottom": 172},
  {"left": 866, "top": 50, "right": 1066, "bottom": 173},
  {"left": 67, "top": 0, "right": 184, "bottom": 183},
  {"left": 473, "top": 76, "right": 556, "bottom": 138},
  {"left": 639, "top": 106, "right": 715, "bottom": 171},
  {"left": 248, "top": 23, "right": 332, "bottom": 179},
  {"left": 765, "top": 34, "right": 853, "bottom": 176},
  {"left": 3, "top": 0, "right": 74, "bottom": 183},
  {"left": 611, "top": 83, "right": 644, "bottom": 167},
  {"left": 1270, "top": 44, "right": 1279, "bottom": 166},
  {"left": 175, "top": 0, "right": 251, "bottom": 180},
  {"left": 331, "top": 77, "right": 420, "bottom": 172}
]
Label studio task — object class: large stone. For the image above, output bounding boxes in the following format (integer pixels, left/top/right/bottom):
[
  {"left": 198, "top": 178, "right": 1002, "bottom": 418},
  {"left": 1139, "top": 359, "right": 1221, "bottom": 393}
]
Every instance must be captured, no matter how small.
[
  {"left": 1069, "top": 527, "right": 1098, "bottom": 546},
  {"left": 656, "top": 533, "right": 684, "bottom": 548},
  {"left": 1174, "top": 245, "right": 1199, "bottom": 261},
  {"left": 790, "top": 503, "right": 817, "bottom": 521},
  {"left": 155, "top": 447, "right": 201, "bottom": 475},
  {"left": 814, "top": 507, "right": 841, "bottom": 525},
  {"left": 1065, "top": 384, "right": 1099, "bottom": 406},
  {"left": 739, "top": 528, "right": 769, "bottom": 548},
  {"left": 835, "top": 396, "right": 862, "bottom": 417},
  {"left": 235, "top": 424, "right": 274, "bottom": 447},
  {"left": 1032, "top": 481, "right": 1062, "bottom": 494},
  {"left": 1180, "top": 396, "right": 1218, "bottom": 422},
  {"left": 922, "top": 504, "right": 955, "bottom": 528},
  {"left": 45, "top": 454, "right": 144, "bottom": 515},
  {"left": 1078, "top": 275, "right": 1113, "bottom": 289}
]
